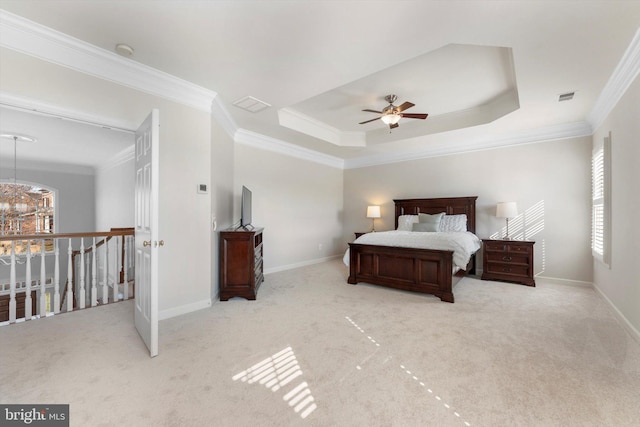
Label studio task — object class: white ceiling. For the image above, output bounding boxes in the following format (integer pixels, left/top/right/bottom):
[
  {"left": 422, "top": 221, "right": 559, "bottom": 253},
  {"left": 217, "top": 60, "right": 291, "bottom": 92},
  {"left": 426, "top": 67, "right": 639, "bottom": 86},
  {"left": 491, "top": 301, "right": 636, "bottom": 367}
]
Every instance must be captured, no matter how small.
[{"left": 0, "top": 1, "right": 639, "bottom": 168}]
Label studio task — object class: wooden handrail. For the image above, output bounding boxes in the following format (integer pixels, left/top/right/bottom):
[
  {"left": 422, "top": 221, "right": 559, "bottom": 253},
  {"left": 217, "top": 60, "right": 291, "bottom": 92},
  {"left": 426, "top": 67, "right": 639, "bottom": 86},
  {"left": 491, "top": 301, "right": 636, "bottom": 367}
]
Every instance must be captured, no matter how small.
[
  {"left": 60, "top": 228, "right": 134, "bottom": 309},
  {"left": 0, "top": 229, "right": 134, "bottom": 242}
]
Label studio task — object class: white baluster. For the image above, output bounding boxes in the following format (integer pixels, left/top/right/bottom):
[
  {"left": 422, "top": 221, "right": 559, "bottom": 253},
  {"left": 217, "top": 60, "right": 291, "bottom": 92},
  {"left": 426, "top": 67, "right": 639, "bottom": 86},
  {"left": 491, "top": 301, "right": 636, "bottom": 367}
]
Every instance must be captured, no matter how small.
[
  {"left": 53, "top": 240, "right": 60, "bottom": 314},
  {"left": 91, "top": 237, "right": 97, "bottom": 307},
  {"left": 102, "top": 238, "right": 109, "bottom": 304},
  {"left": 40, "top": 240, "right": 47, "bottom": 317},
  {"left": 112, "top": 238, "right": 118, "bottom": 303},
  {"left": 9, "top": 241, "right": 17, "bottom": 323},
  {"left": 25, "top": 241, "right": 32, "bottom": 320},
  {"left": 79, "top": 239, "right": 86, "bottom": 309},
  {"left": 123, "top": 235, "right": 129, "bottom": 300},
  {"left": 66, "top": 238, "right": 73, "bottom": 312}
]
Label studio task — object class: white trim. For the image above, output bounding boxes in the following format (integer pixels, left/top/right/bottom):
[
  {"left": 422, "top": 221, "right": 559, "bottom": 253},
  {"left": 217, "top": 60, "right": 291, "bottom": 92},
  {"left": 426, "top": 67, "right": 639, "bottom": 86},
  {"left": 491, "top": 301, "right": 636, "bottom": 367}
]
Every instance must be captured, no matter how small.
[
  {"left": 345, "top": 121, "right": 593, "bottom": 169},
  {"left": 95, "top": 145, "right": 135, "bottom": 173},
  {"left": 592, "top": 283, "right": 640, "bottom": 345},
  {"left": 2, "top": 9, "right": 638, "bottom": 171},
  {"left": 534, "top": 275, "right": 593, "bottom": 288},
  {"left": 278, "top": 108, "right": 366, "bottom": 147},
  {"left": 0, "top": 92, "right": 137, "bottom": 133},
  {"left": 235, "top": 129, "right": 344, "bottom": 169},
  {"left": 158, "top": 298, "right": 212, "bottom": 321},
  {"left": 264, "top": 254, "right": 342, "bottom": 275},
  {"left": 0, "top": 10, "right": 216, "bottom": 113},
  {"left": 1, "top": 157, "right": 95, "bottom": 175},
  {"left": 210, "top": 95, "right": 239, "bottom": 140},
  {"left": 588, "top": 27, "right": 640, "bottom": 132}
]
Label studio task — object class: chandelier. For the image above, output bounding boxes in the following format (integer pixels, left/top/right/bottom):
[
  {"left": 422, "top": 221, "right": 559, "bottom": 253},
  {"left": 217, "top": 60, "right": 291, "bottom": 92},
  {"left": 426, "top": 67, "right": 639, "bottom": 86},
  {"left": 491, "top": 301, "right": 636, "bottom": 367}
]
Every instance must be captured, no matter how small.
[{"left": 0, "top": 133, "right": 44, "bottom": 235}]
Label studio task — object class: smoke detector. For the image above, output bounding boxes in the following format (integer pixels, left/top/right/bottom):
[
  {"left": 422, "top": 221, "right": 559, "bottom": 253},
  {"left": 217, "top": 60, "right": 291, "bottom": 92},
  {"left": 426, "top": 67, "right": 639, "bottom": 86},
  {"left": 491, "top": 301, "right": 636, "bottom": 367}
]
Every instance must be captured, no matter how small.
[{"left": 115, "top": 43, "right": 134, "bottom": 57}]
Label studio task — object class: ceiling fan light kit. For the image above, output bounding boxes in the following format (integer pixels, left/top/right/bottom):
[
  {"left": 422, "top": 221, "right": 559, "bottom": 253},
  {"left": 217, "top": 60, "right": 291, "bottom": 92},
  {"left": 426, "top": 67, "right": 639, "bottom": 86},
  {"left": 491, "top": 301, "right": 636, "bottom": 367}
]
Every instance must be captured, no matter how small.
[
  {"left": 360, "top": 94, "right": 428, "bottom": 129},
  {"left": 381, "top": 113, "right": 401, "bottom": 125}
]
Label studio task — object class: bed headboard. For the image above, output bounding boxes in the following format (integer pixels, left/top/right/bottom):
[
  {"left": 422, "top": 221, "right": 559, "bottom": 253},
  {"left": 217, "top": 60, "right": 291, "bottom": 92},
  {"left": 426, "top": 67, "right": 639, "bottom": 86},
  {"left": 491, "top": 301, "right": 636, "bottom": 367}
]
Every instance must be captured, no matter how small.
[{"left": 393, "top": 196, "right": 478, "bottom": 234}]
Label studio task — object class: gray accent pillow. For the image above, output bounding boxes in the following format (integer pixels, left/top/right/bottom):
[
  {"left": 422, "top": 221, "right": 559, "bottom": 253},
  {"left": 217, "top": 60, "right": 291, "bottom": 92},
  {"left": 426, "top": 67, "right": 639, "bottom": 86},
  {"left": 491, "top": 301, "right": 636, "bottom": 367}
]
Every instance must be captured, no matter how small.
[
  {"left": 412, "top": 222, "right": 439, "bottom": 232},
  {"left": 418, "top": 212, "right": 445, "bottom": 225}
]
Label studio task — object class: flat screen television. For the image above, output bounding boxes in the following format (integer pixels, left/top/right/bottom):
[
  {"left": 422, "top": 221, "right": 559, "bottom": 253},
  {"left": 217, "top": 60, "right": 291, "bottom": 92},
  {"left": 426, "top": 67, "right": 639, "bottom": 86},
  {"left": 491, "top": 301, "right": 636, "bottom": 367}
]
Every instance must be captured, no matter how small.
[{"left": 240, "top": 185, "right": 252, "bottom": 229}]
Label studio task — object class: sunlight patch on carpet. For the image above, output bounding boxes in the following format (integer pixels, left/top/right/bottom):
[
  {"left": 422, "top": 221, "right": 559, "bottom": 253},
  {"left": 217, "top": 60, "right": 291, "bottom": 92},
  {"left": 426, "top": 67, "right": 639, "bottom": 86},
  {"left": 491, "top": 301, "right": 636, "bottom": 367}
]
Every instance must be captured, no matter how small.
[
  {"left": 232, "top": 346, "right": 317, "bottom": 419},
  {"left": 346, "top": 315, "right": 473, "bottom": 426}
]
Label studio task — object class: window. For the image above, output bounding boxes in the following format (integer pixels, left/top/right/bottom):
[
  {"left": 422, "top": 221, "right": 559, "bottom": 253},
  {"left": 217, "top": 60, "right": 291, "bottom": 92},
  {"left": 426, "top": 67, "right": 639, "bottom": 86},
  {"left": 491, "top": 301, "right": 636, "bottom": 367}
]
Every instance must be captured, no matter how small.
[
  {"left": 592, "top": 133, "right": 611, "bottom": 266},
  {"left": 0, "top": 182, "right": 55, "bottom": 235}
]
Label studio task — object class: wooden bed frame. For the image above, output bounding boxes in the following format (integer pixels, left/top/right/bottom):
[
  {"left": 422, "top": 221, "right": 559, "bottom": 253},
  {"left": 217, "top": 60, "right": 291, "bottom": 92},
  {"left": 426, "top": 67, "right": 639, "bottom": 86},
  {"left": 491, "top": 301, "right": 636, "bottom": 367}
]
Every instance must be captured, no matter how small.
[{"left": 347, "top": 196, "right": 478, "bottom": 303}]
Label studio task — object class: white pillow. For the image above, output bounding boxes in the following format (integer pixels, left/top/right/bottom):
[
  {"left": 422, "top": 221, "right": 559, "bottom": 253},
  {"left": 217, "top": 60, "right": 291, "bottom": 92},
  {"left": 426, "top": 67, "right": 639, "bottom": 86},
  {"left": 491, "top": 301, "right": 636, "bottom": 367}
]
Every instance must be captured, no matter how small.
[
  {"left": 397, "top": 215, "right": 418, "bottom": 231},
  {"left": 439, "top": 214, "right": 467, "bottom": 232}
]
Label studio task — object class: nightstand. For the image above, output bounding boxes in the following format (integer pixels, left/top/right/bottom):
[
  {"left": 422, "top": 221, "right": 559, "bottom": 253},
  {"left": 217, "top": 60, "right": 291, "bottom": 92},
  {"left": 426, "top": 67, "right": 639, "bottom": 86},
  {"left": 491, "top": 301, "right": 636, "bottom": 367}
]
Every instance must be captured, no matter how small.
[
  {"left": 354, "top": 232, "right": 368, "bottom": 239},
  {"left": 481, "top": 239, "right": 535, "bottom": 286}
]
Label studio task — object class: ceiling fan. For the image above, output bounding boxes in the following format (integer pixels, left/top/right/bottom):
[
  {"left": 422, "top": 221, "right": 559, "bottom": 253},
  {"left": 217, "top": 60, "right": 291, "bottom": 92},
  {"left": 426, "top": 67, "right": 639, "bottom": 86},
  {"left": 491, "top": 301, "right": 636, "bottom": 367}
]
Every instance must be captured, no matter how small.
[{"left": 359, "top": 94, "right": 428, "bottom": 129}]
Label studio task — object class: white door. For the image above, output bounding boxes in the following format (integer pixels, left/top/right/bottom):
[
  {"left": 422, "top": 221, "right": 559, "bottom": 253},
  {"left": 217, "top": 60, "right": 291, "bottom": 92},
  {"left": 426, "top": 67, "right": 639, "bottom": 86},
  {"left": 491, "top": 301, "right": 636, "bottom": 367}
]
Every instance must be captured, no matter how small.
[{"left": 135, "top": 109, "right": 160, "bottom": 357}]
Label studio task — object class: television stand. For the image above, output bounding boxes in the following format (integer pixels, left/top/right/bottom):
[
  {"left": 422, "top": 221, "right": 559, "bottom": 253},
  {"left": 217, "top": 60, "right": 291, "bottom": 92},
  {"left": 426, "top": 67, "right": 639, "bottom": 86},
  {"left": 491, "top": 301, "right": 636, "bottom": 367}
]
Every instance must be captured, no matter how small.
[{"left": 219, "top": 227, "right": 264, "bottom": 300}]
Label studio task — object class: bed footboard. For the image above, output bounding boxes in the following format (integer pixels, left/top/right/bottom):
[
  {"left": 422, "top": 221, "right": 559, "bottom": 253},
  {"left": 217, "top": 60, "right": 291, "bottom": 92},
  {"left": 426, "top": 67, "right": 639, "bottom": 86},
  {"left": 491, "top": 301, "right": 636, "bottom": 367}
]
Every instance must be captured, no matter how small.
[{"left": 348, "top": 243, "right": 455, "bottom": 303}]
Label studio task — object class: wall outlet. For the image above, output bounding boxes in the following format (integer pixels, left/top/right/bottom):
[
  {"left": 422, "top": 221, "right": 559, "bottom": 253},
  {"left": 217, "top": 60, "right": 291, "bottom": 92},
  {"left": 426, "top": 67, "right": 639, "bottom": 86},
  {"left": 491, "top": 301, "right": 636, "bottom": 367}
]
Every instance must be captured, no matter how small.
[{"left": 318, "top": 243, "right": 323, "bottom": 251}]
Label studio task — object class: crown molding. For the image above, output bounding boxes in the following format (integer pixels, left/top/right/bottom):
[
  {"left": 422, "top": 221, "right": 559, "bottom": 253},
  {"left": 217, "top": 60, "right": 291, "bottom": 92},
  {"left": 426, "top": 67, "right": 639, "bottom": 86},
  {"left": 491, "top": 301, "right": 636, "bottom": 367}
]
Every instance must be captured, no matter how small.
[
  {"left": 235, "top": 129, "right": 344, "bottom": 169},
  {"left": 210, "top": 95, "right": 239, "bottom": 140},
  {"left": 278, "top": 108, "right": 366, "bottom": 147},
  {"left": 588, "top": 26, "right": 640, "bottom": 132},
  {"left": 0, "top": 10, "right": 216, "bottom": 112},
  {"left": 0, "top": 92, "right": 137, "bottom": 132},
  {"left": 1, "top": 157, "right": 95, "bottom": 175},
  {"left": 95, "top": 145, "right": 135, "bottom": 173},
  {"left": 2, "top": 9, "right": 636, "bottom": 171},
  {"left": 344, "top": 121, "right": 593, "bottom": 169}
]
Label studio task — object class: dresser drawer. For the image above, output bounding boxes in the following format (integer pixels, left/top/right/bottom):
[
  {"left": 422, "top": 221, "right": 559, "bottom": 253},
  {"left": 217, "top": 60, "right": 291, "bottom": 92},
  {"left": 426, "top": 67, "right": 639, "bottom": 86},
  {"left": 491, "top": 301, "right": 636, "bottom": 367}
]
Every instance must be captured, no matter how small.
[
  {"left": 484, "top": 241, "right": 508, "bottom": 252},
  {"left": 484, "top": 242, "right": 531, "bottom": 255},
  {"left": 484, "top": 251, "right": 530, "bottom": 265},
  {"left": 485, "top": 263, "right": 530, "bottom": 276},
  {"left": 506, "top": 244, "right": 531, "bottom": 254}
]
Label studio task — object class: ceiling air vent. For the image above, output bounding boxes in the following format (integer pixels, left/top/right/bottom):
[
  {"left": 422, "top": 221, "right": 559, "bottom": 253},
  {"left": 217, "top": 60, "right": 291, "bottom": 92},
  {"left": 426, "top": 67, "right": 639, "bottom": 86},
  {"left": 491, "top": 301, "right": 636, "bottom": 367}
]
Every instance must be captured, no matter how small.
[
  {"left": 558, "top": 92, "right": 575, "bottom": 102},
  {"left": 233, "top": 96, "right": 271, "bottom": 113}
]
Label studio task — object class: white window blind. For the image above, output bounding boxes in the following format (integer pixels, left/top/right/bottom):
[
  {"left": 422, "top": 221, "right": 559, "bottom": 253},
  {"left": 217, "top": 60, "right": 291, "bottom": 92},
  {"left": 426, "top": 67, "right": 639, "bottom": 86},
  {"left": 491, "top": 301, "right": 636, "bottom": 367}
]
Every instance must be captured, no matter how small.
[{"left": 592, "top": 134, "right": 610, "bottom": 265}]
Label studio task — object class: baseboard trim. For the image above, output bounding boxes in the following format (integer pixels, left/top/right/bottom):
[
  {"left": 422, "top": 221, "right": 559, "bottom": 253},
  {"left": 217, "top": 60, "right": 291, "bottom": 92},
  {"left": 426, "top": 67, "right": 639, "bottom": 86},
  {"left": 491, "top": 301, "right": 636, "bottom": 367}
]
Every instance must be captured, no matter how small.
[
  {"left": 159, "top": 298, "right": 212, "bottom": 321},
  {"left": 592, "top": 283, "right": 640, "bottom": 345},
  {"left": 534, "top": 275, "right": 593, "bottom": 288},
  {"left": 264, "top": 254, "right": 342, "bottom": 275}
]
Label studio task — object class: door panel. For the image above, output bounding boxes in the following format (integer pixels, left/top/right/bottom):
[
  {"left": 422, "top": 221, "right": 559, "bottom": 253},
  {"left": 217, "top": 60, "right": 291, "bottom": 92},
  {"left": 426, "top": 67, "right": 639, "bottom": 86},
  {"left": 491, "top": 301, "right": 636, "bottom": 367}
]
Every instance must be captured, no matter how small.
[{"left": 134, "top": 109, "right": 159, "bottom": 357}]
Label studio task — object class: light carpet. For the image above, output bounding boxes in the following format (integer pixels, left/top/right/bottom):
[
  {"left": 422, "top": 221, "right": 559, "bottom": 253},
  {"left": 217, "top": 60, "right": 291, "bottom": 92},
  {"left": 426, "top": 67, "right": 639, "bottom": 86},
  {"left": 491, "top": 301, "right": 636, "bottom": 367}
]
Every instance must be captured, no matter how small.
[{"left": 1, "top": 259, "right": 640, "bottom": 427}]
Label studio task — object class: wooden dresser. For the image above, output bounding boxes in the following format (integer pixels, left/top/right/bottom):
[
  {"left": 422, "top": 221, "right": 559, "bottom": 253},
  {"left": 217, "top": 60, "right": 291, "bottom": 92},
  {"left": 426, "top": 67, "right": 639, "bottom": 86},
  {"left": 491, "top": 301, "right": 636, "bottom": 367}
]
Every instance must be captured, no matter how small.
[
  {"left": 219, "top": 227, "right": 264, "bottom": 301},
  {"left": 481, "top": 239, "right": 535, "bottom": 286}
]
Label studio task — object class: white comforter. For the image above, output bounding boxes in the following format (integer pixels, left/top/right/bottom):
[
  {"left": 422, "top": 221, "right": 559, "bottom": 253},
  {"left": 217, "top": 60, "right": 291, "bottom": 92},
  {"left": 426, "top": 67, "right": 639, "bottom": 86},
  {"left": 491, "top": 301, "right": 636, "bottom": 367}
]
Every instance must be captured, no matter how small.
[{"left": 343, "top": 231, "right": 482, "bottom": 269}]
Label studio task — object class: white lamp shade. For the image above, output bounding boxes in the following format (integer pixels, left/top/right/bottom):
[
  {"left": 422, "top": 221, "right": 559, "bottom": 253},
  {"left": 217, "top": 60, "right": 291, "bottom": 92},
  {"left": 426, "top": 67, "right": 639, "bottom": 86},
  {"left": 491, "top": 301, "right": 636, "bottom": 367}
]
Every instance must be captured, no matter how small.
[
  {"left": 496, "top": 202, "right": 518, "bottom": 218},
  {"left": 366, "top": 205, "right": 381, "bottom": 218}
]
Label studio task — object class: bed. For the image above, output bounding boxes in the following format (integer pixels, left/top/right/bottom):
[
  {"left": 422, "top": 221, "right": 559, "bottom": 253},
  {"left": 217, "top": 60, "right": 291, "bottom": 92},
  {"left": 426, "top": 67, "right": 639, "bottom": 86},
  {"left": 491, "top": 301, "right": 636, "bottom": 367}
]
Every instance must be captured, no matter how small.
[{"left": 346, "top": 196, "right": 479, "bottom": 303}]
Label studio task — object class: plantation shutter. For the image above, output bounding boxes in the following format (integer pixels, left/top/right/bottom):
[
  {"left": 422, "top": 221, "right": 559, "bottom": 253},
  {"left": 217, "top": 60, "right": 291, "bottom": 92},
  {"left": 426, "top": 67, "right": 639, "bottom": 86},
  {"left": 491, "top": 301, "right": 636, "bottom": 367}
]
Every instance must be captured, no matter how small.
[{"left": 592, "top": 134, "right": 610, "bottom": 265}]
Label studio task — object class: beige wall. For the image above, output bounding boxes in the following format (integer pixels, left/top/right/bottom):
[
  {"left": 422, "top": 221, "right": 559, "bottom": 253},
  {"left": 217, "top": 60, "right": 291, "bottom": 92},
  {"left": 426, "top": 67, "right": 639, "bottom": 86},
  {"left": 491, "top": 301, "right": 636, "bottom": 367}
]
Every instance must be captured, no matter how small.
[
  {"left": 95, "top": 158, "right": 135, "bottom": 231},
  {"left": 234, "top": 143, "right": 344, "bottom": 272},
  {"left": 593, "top": 73, "right": 640, "bottom": 337},
  {"left": 210, "top": 113, "right": 235, "bottom": 299},
  {"left": 344, "top": 137, "right": 593, "bottom": 282}
]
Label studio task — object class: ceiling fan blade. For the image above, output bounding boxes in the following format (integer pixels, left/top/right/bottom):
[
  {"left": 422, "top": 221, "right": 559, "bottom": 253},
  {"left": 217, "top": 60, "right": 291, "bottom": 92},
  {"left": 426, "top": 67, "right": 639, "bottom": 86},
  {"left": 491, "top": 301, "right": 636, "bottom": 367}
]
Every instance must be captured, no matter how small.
[
  {"left": 359, "top": 117, "right": 382, "bottom": 125},
  {"left": 396, "top": 102, "right": 415, "bottom": 112},
  {"left": 401, "top": 113, "right": 428, "bottom": 120},
  {"left": 390, "top": 123, "right": 400, "bottom": 129},
  {"left": 362, "top": 109, "right": 383, "bottom": 114}
]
